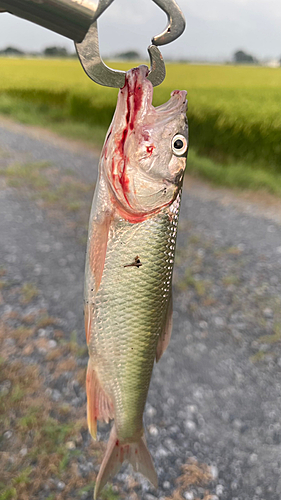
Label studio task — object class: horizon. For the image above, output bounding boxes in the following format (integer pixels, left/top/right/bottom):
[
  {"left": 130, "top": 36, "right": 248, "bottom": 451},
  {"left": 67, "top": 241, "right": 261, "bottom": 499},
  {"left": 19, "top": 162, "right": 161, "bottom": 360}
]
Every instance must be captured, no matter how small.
[{"left": 0, "top": 47, "right": 280, "bottom": 65}]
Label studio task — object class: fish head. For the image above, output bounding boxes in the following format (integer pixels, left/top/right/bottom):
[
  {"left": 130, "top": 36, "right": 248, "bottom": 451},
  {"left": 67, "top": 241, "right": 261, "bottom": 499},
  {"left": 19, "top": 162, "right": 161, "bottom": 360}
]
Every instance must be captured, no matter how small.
[{"left": 102, "top": 65, "right": 188, "bottom": 222}]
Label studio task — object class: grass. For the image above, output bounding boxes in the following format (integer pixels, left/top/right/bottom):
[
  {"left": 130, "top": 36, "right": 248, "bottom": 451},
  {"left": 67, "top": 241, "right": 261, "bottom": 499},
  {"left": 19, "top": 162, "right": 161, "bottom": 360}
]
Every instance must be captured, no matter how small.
[
  {"left": 0, "top": 280, "right": 10, "bottom": 290},
  {"left": 250, "top": 322, "right": 281, "bottom": 363},
  {"left": 0, "top": 159, "right": 95, "bottom": 238},
  {"left": 257, "top": 324, "right": 281, "bottom": 345},
  {"left": 0, "top": 161, "right": 50, "bottom": 189},
  {"left": 1, "top": 58, "right": 281, "bottom": 193},
  {"left": 167, "top": 460, "right": 213, "bottom": 500},
  {"left": 176, "top": 267, "right": 211, "bottom": 297},
  {"left": 36, "top": 314, "right": 60, "bottom": 328},
  {"left": 0, "top": 309, "right": 103, "bottom": 500},
  {"left": 250, "top": 351, "right": 267, "bottom": 363},
  {"left": 20, "top": 283, "right": 39, "bottom": 304},
  {"left": 58, "top": 330, "right": 88, "bottom": 358},
  {"left": 187, "top": 149, "right": 281, "bottom": 195},
  {"left": 11, "top": 326, "right": 35, "bottom": 346},
  {"left": 222, "top": 275, "right": 240, "bottom": 286}
]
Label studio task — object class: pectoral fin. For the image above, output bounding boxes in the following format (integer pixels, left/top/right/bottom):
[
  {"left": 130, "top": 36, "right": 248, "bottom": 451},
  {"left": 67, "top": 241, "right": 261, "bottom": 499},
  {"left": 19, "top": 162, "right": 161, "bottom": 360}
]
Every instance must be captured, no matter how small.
[
  {"left": 86, "top": 361, "right": 114, "bottom": 439},
  {"left": 89, "top": 212, "right": 111, "bottom": 293},
  {"left": 156, "top": 290, "right": 173, "bottom": 362}
]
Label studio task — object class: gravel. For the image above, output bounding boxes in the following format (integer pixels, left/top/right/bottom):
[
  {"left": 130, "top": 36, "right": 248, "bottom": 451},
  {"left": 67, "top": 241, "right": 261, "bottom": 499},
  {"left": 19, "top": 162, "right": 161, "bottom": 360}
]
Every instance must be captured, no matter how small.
[{"left": 1, "top": 119, "right": 281, "bottom": 499}]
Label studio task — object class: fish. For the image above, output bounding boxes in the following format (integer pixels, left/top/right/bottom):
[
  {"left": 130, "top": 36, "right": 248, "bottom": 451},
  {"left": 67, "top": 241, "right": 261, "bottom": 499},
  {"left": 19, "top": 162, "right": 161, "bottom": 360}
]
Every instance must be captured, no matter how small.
[{"left": 84, "top": 64, "right": 188, "bottom": 499}]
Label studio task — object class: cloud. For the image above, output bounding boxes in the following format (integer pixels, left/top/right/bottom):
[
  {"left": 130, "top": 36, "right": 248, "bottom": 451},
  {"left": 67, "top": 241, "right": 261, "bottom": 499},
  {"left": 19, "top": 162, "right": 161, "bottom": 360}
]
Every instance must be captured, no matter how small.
[
  {"left": 184, "top": 0, "right": 281, "bottom": 24},
  {"left": 0, "top": 0, "right": 281, "bottom": 59}
]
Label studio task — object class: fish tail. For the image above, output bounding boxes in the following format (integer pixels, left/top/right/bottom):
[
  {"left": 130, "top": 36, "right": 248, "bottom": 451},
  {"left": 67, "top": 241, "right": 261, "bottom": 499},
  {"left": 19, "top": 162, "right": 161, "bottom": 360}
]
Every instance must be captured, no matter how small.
[{"left": 94, "top": 424, "right": 158, "bottom": 499}]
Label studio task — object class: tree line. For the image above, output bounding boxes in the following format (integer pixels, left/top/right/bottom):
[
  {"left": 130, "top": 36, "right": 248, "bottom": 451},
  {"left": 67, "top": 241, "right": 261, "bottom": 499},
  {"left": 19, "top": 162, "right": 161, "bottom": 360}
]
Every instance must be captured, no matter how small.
[
  {"left": 0, "top": 46, "right": 280, "bottom": 65},
  {"left": 0, "top": 46, "right": 141, "bottom": 60},
  {"left": 0, "top": 46, "right": 74, "bottom": 57}
]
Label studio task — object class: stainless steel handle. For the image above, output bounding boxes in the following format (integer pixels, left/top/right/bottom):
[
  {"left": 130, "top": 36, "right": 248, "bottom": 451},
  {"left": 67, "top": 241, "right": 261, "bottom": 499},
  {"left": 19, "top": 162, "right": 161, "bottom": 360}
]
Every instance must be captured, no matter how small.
[{"left": 0, "top": 0, "right": 113, "bottom": 43}]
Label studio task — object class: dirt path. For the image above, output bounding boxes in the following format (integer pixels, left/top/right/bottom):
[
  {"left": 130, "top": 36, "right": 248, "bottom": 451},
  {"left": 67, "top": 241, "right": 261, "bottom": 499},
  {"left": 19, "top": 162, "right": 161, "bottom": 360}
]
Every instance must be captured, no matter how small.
[{"left": 1, "top": 119, "right": 281, "bottom": 500}]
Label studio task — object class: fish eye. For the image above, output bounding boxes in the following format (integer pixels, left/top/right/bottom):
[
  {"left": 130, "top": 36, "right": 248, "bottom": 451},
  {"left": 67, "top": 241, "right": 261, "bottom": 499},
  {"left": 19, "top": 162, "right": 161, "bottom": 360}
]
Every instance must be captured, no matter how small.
[{"left": 171, "top": 134, "right": 188, "bottom": 157}]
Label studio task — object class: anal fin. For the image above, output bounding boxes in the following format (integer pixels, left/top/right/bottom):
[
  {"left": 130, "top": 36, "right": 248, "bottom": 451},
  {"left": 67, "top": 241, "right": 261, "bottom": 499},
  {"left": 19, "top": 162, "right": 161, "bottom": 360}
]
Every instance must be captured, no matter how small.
[
  {"left": 86, "top": 361, "right": 114, "bottom": 439},
  {"left": 156, "top": 289, "right": 173, "bottom": 362}
]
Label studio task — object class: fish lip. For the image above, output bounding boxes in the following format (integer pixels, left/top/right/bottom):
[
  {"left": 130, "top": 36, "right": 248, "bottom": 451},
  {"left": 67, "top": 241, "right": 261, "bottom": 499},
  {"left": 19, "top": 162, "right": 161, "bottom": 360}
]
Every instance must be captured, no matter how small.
[
  {"left": 111, "top": 67, "right": 187, "bottom": 143},
  {"left": 155, "top": 90, "right": 187, "bottom": 116},
  {"left": 173, "top": 169, "right": 184, "bottom": 187},
  {"left": 121, "top": 65, "right": 149, "bottom": 91},
  {"left": 122, "top": 67, "right": 187, "bottom": 121},
  {"left": 163, "top": 168, "right": 184, "bottom": 190}
]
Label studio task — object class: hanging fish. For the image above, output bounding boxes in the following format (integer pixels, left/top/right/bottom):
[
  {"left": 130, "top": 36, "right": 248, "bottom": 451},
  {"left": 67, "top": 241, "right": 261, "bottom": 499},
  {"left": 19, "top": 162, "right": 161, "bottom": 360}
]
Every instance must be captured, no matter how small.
[{"left": 84, "top": 65, "right": 188, "bottom": 499}]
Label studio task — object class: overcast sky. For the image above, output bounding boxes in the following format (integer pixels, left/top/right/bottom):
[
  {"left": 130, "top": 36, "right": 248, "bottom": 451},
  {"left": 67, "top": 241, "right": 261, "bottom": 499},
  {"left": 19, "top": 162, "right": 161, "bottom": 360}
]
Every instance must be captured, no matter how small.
[{"left": 0, "top": 0, "right": 281, "bottom": 61}]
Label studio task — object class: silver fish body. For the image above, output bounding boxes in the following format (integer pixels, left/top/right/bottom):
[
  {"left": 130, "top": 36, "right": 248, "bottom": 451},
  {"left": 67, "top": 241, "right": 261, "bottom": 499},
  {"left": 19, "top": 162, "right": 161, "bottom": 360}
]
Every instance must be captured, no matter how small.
[{"left": 84, "top": 65, "right": 188, "bottom": 498}]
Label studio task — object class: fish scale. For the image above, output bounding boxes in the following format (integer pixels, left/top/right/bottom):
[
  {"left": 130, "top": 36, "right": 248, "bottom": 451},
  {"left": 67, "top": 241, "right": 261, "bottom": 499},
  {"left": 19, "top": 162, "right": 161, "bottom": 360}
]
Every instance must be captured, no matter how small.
[{"left": 92, "top": 199, "right": 179, "bottom": 439}]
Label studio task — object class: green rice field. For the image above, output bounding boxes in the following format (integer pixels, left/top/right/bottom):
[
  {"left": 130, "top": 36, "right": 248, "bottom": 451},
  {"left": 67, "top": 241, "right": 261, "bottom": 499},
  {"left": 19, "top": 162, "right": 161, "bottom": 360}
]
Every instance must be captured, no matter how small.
[{"left": 1, "top": 58, "right": 281, "bottom": 192}]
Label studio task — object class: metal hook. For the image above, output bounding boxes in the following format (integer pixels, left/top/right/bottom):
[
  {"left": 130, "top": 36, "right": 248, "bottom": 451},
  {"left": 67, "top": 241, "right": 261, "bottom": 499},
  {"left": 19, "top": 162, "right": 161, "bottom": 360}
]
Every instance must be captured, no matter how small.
[
  {"left": 151, "top": 0, "right": 186, "bottom": 46},
  {"left": 75, "top": 0, "right": 185, "bottom": 88},
  {"left": 75, "top": 22, "right": 165, "bottom": 88},
  {"left": 92, "top": 0, "right": 186, "bottom": 46}
]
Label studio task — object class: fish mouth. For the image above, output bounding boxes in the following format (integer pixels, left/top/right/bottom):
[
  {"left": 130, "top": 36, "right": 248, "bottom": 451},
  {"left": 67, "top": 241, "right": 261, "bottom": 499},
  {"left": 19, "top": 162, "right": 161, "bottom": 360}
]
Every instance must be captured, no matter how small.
[
  {"left": 173, "top": 168, "right": 184, "bottom": 186},
  {"left": 164, "top": 168, "right": 184, "bottom": 192},
  {"left": 155, "top": 89, "right": 187, "bottom": 116},
  {"left": 114, "top": 65, "right": 187, "bottom": 132},
  {"left": 116, "top": 65, "right": 153, "bottom": 134}
]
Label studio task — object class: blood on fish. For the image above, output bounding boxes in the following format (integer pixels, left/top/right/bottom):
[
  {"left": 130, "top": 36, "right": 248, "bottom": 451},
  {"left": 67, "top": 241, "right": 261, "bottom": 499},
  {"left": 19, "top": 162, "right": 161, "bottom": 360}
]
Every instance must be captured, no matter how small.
[
  {"left": 171, "top": 89, "right": 187, "bottom": 103},
  {"left": 129, "top": 78, "right": 143, "bottom": 130},
  {"left": 109, "top": 67, "right": 176, "bottom": 224},
  {"left": 111, "top": 71, "right": 145, "bottom": 212},
  {"left": 146, "top": 145, "right": 154, "bottom": 155},
  {"left": 116, "top": 205, "right": 148, "bottom": 224},
  {"left": 119, "top": 166, "right": 130, "bottom": 194}
]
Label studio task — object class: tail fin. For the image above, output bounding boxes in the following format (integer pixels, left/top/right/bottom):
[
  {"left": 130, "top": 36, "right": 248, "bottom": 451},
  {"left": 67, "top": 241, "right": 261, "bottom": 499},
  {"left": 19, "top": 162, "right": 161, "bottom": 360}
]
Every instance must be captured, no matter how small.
[{"left": 94, "top": 425, "right": 158, "bottom": 499}]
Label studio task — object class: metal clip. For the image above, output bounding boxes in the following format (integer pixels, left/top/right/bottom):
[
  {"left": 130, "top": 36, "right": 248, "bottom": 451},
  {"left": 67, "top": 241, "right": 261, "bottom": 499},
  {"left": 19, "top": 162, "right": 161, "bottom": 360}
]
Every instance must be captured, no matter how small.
[{"left": 75, "top": 0, "right": 185, "bottom": 88}]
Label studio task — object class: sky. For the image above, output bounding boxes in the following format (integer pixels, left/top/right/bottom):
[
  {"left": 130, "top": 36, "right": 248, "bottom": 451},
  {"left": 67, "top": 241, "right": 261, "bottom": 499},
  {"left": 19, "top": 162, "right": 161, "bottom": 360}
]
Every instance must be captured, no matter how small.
[{"left": 0, "top": 0, "right": 281, "bottom": 61}]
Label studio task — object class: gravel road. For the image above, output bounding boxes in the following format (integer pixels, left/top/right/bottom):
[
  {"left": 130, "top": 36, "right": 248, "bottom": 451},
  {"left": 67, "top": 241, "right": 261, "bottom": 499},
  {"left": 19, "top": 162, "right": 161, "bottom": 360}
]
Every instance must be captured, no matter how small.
[{"left": 1, "top": 118, "right": 281, "bottom": 500}]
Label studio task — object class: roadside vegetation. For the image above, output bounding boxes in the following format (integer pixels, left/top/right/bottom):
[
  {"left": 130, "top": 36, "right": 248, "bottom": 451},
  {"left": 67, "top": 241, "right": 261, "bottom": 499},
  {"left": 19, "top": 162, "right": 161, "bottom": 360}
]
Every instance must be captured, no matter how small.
[
  {"left": 1, "top": 115, "right": 280, "bottom": 498},
  {"left": 0, "top": 58, "right": 281, "bottom": 194},
  {"left": 0, "top": 301, "right": 115, "bottom": 500}
]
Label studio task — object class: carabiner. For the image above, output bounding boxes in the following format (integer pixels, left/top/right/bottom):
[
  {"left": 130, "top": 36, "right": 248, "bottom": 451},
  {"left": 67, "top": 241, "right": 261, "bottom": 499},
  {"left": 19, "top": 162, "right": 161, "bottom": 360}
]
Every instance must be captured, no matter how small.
[{"left": 75, "top": 0, "right": 185, "bottom": 88}]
